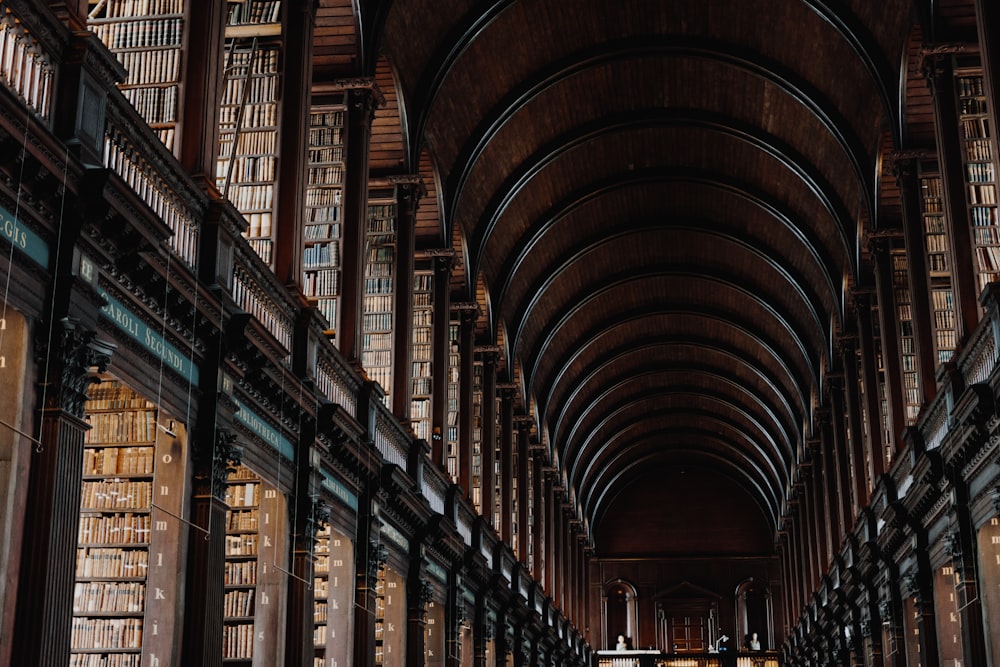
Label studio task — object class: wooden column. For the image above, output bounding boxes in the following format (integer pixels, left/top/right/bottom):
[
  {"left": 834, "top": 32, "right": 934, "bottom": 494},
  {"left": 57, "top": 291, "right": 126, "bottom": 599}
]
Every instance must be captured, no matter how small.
[
  {"left": 499, "top": 385, "right": 515, "bottom": 543},
  {"left": 868, "top": 233, "right": 907, "bottom": 458},
  {"left": 544, "top": 471, "right": 555, "bottom": 596},
  {"left": 515, "top": 418, "right": 531, "bottom": 564},
  {"left": 180, "top": 432, "right": 237, "bottom": 666},
  {"left": 825, "top": 373, "right": 854, "bottom": 540},
  {"left": 553, "top": 487, "right": 564, "bottom": 610},
  {"left": 809, "top": 437, "right": 833, "bottom": 570},
  {"left": 924, "top": 52, "right": 982, "bottom": 339},
  {"left": 407, "top": 554, "right": 431, "bottom": 667},
  {"left": 430, "top": 252, "right": 456, "bottom": 469},
  {"left": 336, "top": 82, "right": 379, "bottom": 361},
  {"left": 479, "top": 347, "right": 499, "bottom": 527},
  {"left": 284, "top": 415, "right": 321, "bottom": 667},
  {"left": 532, "top": 451, "right": 545, "bottom": 580},
  {"left": 892, "top": 152, "right": 940, "bottom": 405},
  {"left": 272, "top": 0, "right": 316, "bottom": 286},
  {"left": 816, "top": 411, "right": 841, "bottom": 553},
  {"left": 838, "top": 334, "right": 872, "bottom": 510},
  {"left": 177, "top": 0, "right": 228, "bottom": 180},
  {"left": 946, "top": 485, "right": 989, "bottom": 667},
  {"left": 391, "top": 179, "right": 421, "bottom": 420},
  {"left": 535, "top": 459, "right": 552, "bottom": 596},
  {"left": 853, "top": 291, "right": 887, "bottom": 482},
  {"left": 353, "top": 523, "right": 383, "bottom": 667},
  {"left": 12, "top": 321, "right": 113, "bottom": 667},
  {"left": 456, "top": 304, "right": 478, "bottom": 500}
]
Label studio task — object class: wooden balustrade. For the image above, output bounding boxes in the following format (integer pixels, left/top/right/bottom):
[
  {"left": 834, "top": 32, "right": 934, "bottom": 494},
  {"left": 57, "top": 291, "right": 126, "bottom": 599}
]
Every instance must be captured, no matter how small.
[{"left": 102, "top": 87, "right": 204, "bottom": 267}]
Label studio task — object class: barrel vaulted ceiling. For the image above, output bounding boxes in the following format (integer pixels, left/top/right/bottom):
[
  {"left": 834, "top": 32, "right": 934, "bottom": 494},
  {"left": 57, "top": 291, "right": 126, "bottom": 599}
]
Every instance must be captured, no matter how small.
[{"left": 315, "top": 0, "right": 924, "bottom": 554}]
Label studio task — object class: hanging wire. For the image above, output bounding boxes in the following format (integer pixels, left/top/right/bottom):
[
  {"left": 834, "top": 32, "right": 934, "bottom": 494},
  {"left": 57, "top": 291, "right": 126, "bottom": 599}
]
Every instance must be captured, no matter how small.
[
  {"left": 36, "top": 118, "right": 71, "bottom": 453},
  {"left": 0, "top": 111, "right": 44, "bottom": 452}
]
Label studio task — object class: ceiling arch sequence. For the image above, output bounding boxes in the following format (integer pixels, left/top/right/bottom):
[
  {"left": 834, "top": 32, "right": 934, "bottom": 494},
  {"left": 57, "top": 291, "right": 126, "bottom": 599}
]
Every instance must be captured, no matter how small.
[{"left": 367, "top": 0, "right": 913, "bottom": 544}]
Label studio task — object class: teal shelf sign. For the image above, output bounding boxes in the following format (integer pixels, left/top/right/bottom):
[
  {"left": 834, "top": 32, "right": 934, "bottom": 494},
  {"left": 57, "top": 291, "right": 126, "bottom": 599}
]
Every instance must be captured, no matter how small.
[{"left": 1, "top": 205, "right": 49, "bottom": 268}]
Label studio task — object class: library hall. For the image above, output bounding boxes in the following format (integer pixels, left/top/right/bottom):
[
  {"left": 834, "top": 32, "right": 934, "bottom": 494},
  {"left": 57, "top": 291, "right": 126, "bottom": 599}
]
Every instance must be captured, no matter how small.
[{"left": 5, "top": 0, "right": 1000, "bottom": 665}]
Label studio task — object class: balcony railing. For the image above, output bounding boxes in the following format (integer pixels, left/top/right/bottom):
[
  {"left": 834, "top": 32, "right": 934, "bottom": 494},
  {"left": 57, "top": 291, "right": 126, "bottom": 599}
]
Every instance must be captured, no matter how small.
[
  {"left": 597, "top": 651, "right": 780, "bottom": 667},
  {"left": 0, "top": 0, "right": 56, "bottom": 118}
]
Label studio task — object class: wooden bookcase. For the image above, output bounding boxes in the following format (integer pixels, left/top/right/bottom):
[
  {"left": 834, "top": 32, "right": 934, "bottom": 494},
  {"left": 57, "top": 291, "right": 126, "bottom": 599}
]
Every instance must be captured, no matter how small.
[
  {"left": 303, "top": 107, "right": 346, "bottom": 336},
  {"left": 313, "top": 522, "right": 330, "bottom": 667},
  {"left": 918, "top": 167, "right": 957, "bottom": 364},
  {"left": 955, "top": 65, "right": 1000, "bottom": 297},
  {"left": 411, "top": 264, "right": 434, "bottom": 442},
  {"left": 217, "top": 0, "right": 284, "bottom": 266},
  {"left": 891, "top": 248, "right": 920, "bottom": 424},
  {"left": 471, "top": 358, "right": 484, "bottom": 514},
  {"left": 73, "top": 378, "right": 185, "bottom": 667},
  {"left": 446, "top": 318, "right": 461, "bottom": 483},
  {"left": 362, "top": 187, "right": 398, "bottom": 404},
  {"left": 374, "top": 565, "right": 386, "bottom": 665},
  {"left": 223, "top": 464, "right": 286, "bottom": 665},
  {"left": 87, "top": 0, "right": 184, "bottom": 150},
  {"left": 224, "top": 465, "right": 261, "bottom": 663}
]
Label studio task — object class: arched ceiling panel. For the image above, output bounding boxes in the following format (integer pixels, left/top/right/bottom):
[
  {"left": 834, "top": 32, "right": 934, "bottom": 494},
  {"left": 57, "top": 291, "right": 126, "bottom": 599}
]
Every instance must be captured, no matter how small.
[{"left": 373, "top": 0, "right": 915, "bottom": 548}]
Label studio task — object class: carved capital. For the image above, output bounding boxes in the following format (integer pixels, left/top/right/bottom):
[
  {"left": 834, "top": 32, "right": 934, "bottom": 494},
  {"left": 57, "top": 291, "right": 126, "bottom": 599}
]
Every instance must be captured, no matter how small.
[
  {"left": 210, "top": 429, "right": 243, "bottom": 500},
  {"left": 37, "top": 318, "right": 114, "bottom": 418},
  {"left": 418, "top": 578, "right": 434, "bottom": 619},
  {"left": 367, "top": 540, "right": 388, "bottom": 588},
  {"left": 307, "top": 496, "right": 330, "bottom": 543}
]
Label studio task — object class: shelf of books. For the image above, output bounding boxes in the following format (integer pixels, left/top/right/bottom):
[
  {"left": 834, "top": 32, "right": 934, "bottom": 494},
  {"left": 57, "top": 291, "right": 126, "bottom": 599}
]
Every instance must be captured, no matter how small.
[
  {"left": 217, "top": 1, "right": 283, "bottom": 266},
  {"left": 303, "top": 107, "right": 346, "bottom": 336},
  {"left": 955, "top": 65, "right": 1000, "bottom": 298},
  {"left": 411, "top": 265, "right": 434, "bottom": 442},
  {"left": 374, "top": 565, "right": 386, "bottom": 666},
  {"left": 471, "top": 358, "right": 484, "bottom": 514},
  {"left": 313, "top": 522, "right": 330, "bottom": 667},
  {"left": 919, "top": 166, "right": 957, "bottom": 365},
  {"left": 73, "top": 378, "right": 186, "bottom": 667},
  {"left": 446, "top": 318, "right": 461, "bottom": 483},
  {"left": 891, "top": 247, "right": 920, "bottom": 424},
  {"left": 224, "top": 464, "right": 287, "bottom": 664},
  {"left": 362, "top": 188, "right": 398, "bottom": 404},
  {"left": 87, "top": 0, "right": 184, "bottom": 151}
]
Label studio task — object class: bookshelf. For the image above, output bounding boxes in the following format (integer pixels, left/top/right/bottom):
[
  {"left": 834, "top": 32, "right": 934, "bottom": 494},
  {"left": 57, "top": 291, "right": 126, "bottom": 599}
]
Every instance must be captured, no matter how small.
[
  {"left": 919, "top": 167, "right": 957, "bottom": 364},
  {"left": 446, "top": 317, "right": 461, "bottom": 482},
  {"left": 361, "top": 188, "right": 398, "bottom": 404},
  {"left": 224, "top": 465, "right": 262, "bottom": 663},
  {"left": 955, "top": 66, "right": 1000, "bottom": 297},
  {"left": 217, "top": 1, "right": 283, "bottom": 266},
  {"left": 223, "top": 464, "right": 286, "bottom": 665},
  {"left": 374, "top": 564, "right": 386, "bottom": 666},
  {"left": 73, "top": 378, "right": 185, "bottom": 667},
  {"left": 494, "top": 394, "right": 503, "bottom": 532},
  {"left": 471, "top": 359, "right": 484, "bottom": 513},
  {"left": 411, "top": 265, "right": 434, "bottom": 441},
  {"left": 303, "top": 107, "right": 346, "bottom": 335},
  {"left": 313, "top": 521, "right": 330, "bottom": 667},
  {"left": 87, "top": 0, "right": 184, "bottom": 151},
  {"left": 891, "top": 248, "right": 920, "bottom": 424}
]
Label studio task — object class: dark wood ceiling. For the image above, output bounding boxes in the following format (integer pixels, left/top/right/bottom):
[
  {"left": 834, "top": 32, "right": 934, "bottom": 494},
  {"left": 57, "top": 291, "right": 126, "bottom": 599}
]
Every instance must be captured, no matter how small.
[{"left": 314, "top": 0, "right": 949, "bottom": 556}]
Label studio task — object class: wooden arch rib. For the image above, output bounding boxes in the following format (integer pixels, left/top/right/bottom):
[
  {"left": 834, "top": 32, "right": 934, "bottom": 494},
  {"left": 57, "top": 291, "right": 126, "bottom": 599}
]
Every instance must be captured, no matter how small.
[
  {"left": 578, "top": 421, "right": 786, "bottom": 519},
  {"left": 474, "top": 110, "right": 853, "bottom": 290},
  {"left": 586, "top": 438, "right": 782, "bottom": 533},
  {"left": 581, "top": 425, "right": 783, "bottom": 531},
  {"left": 552, "top": 337, "right": 803, "bottom": 471},
  {"left": 566, "top": 373, "right": 795, "bottom": 490},
  {"left": 520, "top": 268, "right": 822, "bottom": 405},
  {"left": 507, "top": 221, "right": 829, "bottom": 365},
  {"left": 405, "top": 0, "right": 895, "bottom": 168},
  {"left": 442, "top": 36, "right": 873, "bottom": 225}
]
